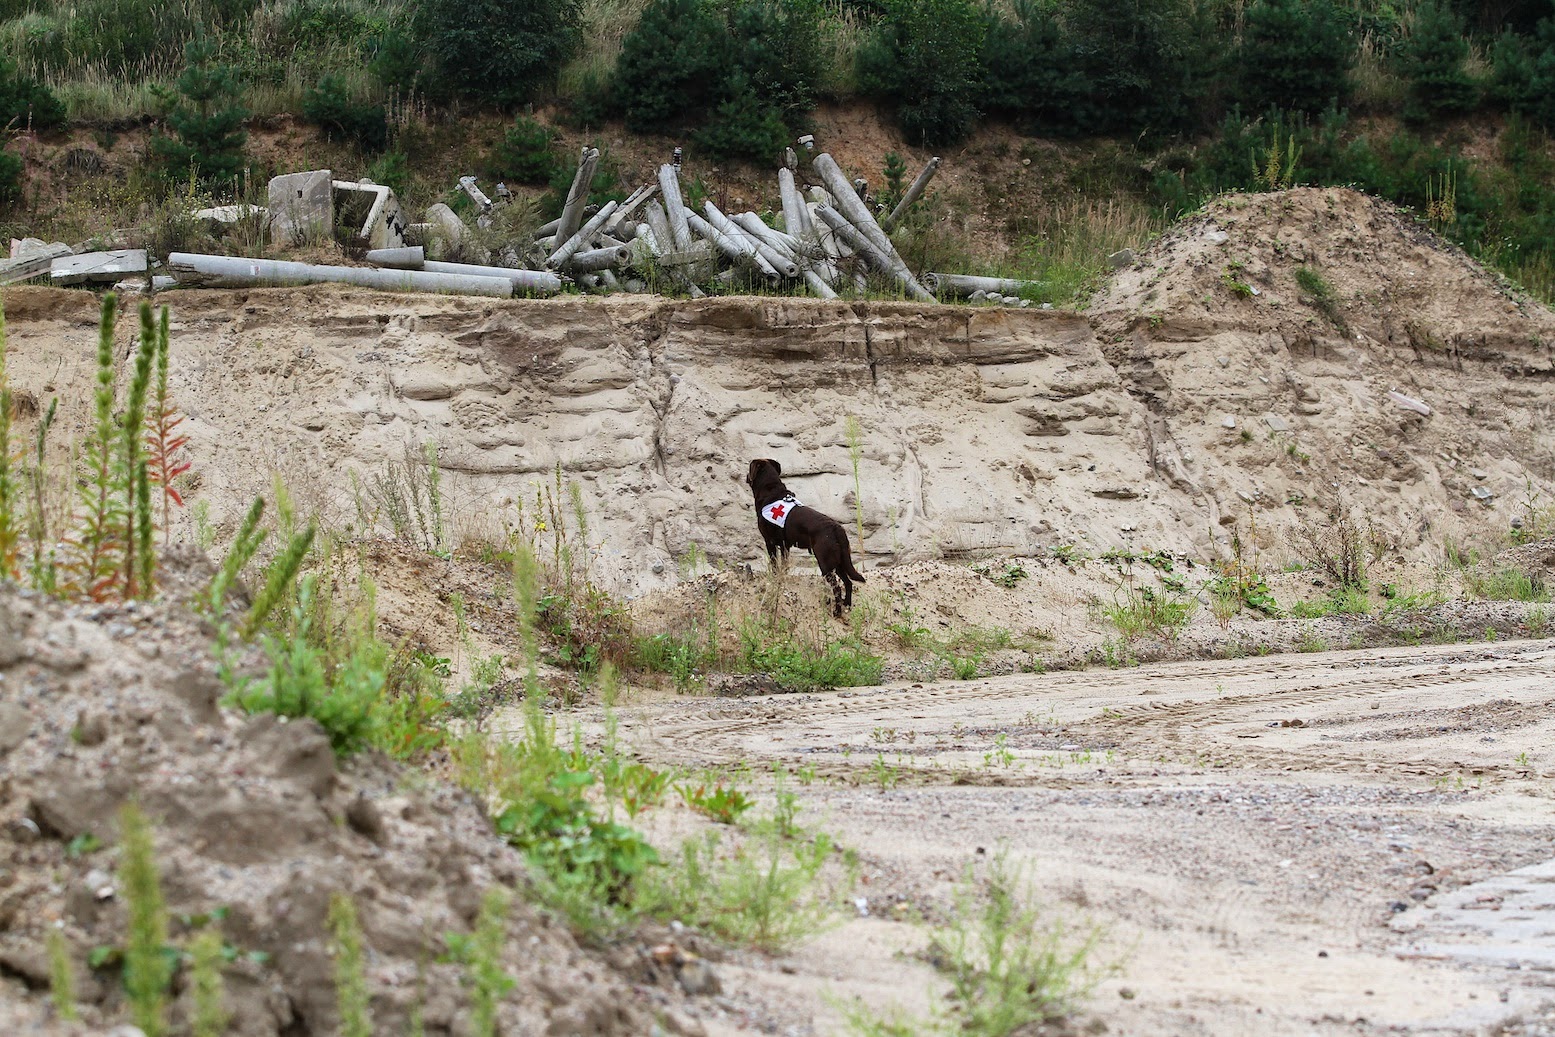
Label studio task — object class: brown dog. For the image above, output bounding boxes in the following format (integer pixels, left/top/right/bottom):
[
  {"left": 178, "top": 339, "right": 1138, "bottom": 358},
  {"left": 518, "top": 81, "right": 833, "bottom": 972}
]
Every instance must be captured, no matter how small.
[{"left": 746, "top": 458, "right": 866, "bottom": 616}]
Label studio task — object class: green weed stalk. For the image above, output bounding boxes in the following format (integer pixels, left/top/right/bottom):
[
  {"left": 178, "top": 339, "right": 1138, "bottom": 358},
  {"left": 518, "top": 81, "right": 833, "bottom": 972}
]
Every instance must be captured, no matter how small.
[
  {"left": 146, "top": 305, "right": 190, "bottom": 545},
  {"left": 46, "top": 928, "right": 77, "bottom": 1022},
  {"left": 121, "top": 302, "right": 156, "bottom": 598},
  {"left": 188, "top": 927, "right": 228, "bottom": 1037},
  {"left": 207, "top": 497, "right": 267, "bottom": 612},
  {"left": 75, "top": 293, "right": 124, "bottom": 598},
  {"left": 242, "top": 522, "right": 317, "bottom": 638},
  {"left": 845, "top": 415, "right": 865, "bottom": 551},
  {"left": 328, "top": 892, "right": 371, "bottom": 1037},
  {"left": 118, "top": 802, "right": 171, "bottom": 1037},
  {"left": 27, "top": 397, "right": 58, "bottom": 592},
  {"left": 0, "top": 303, "right": 17, "bottom": 578},
  {"left": 135, "top": 461, "right": 154, "bottom": 597},
  {"left": 469, "top": 888, "right": 515, "bottom": 1037},
  {"left": 513, "top": 543, "right": 541, "bottom": 702}
]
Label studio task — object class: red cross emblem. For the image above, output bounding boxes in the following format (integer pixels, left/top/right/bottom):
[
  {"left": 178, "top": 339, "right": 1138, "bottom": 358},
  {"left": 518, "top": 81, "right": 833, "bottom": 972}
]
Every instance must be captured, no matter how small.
[{"left": 770, "top": 503, "right": 786, "bottom": 519}]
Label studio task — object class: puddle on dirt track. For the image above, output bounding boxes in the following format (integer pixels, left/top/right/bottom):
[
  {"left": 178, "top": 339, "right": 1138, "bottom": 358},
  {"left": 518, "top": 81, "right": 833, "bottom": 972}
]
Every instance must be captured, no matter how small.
[{"left": 519, "top": 637, "right": 1555, "bottom": 1037}]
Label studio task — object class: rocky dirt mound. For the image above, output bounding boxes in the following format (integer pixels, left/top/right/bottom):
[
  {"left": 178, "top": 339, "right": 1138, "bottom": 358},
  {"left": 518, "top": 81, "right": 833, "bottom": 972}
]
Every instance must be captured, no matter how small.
[{"left": 0, "top": 580, "right": 699, "bottom": 1036}]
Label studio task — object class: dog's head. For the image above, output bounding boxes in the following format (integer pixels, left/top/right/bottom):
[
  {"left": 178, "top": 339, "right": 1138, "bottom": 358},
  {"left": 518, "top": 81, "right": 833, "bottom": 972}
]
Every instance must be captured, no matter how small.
[{"left": 746, "top": 458, "right": 782, "bottom": 488}]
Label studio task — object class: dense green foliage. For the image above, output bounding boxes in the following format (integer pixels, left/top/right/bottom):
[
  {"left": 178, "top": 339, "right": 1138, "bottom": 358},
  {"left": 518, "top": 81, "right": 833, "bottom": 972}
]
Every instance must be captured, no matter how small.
[
  {"left": 0, "top": 51, "right": 62, "bottom": 128},
  {"left": 484, "top": 116, "right": 559, "bottom": 185},
  {"left": 858, "top": 0, "right": 986, "bottom": 145},
  {"left": 613, "top": 0, "right": 821, "bottom": 159},
  {"left": 1400, "top": 1, "right": 1477, "bottom": 122},
  {"left": 301, "top": 74, "right": 386, "bottom": 150},
  {"left": 1239, "top": 0, "right": 1353, "bottom": 115},
  {"left": 418, "top": 0, "right": 581, "bottom": 106}
]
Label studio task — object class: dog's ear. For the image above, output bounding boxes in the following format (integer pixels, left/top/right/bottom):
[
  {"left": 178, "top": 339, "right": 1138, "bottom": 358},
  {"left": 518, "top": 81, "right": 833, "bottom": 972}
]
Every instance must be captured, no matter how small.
[{"left": 769, "top": 459, "right": 781, "bottom": 476}]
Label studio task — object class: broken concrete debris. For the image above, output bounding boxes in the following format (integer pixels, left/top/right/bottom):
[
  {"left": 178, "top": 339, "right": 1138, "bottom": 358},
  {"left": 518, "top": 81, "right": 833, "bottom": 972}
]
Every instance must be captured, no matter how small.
[
  {"left": 1388, "top": 390, "right": 1433, "bottom": 417},
  {"left": 50, "top": 249, "right": 148, "bottom": 285},
  {"left": 0, "top": 239, "right": 72, "bottom": 285}
]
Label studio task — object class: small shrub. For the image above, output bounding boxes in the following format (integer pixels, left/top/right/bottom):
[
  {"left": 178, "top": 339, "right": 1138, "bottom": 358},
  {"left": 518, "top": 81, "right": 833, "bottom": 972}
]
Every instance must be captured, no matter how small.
[
  {"left": 678, "top": 782, "right": 754, "bottom": 824},
  {"left": 1239, "top": 0, "right": 1354, "bottom": 115},
  {"left": 971, "top": 559, "right": 1029, "bottom": 588},
  {"left": 1399, "top": 1, "right": 1478, "bottom": 122},
  {"left": 301, "top": 75, "right": 387, "bottom": 150},
  {"left": 1294, "top": 265, "right": 1346, "bottom": 329},
  {"left": 637, "top": 829, "right": 842, "bottom": 951},
  {"left": 1100, "top": 579, "right": 1196, "bottom": 642},
  {"left": 0, "top": 148, "right": 22, "bottom": 205},
  {"left": 940, "top": 856, "right": 1106, "bottom": 1031},
  {"left": 613, "top": 0, "right": 728, "bottom": 132},
  {"left": 0, "top": 51, "right": 65, "bottom": 130},
  {"left": 692, "top": 72, "right": 789, "bottom": 165},
  {"left": 857, "top": 0, "right": 986, "bottom": 146},
  {"left": 738, "top": 622, "right": 884, "bottom": 691},
  {"left": 485, "top": 116, "right": 559, "bottom": 186},
  {"left": 421, "top": 0, "right": 582, "bottom": 105},
  {"left": 1290, "top": 499, "right": 1370, "bottom": 591},
  {"left": 229, "top": 576, "right": 388, "bottom": 756}
]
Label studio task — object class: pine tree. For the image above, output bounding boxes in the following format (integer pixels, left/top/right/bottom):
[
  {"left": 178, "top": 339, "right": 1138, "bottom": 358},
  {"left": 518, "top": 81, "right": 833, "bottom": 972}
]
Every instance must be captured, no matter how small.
[
  {"left": 150, "top": 38, "right": 248, "bottom": 186},
  {"left": 1239, "top": 0, "right": 1355, "bottom": 115},
  {"left": 857, "top": 0, "right": 987, "bottom": 146},
  {"left": 614, "top": 0, "right": 730, "bottom": 133},
  {"left": 420, "top": 0, "right": 581, "bottom": 106},
  {"left": 1402, "top": 1, "right": 1478, "bottom": 122}
]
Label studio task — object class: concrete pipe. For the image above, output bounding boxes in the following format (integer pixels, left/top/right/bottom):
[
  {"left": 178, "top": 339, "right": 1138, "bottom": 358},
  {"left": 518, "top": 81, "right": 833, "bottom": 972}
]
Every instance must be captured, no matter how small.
[
  {"left": 421, "top": 261, "right": 564, "bottom": 294},
  {"left": 730, "top": 212, "right": 799, "bottom": 278},
  {"left": 568, "top": 245, "right": 632, "bottom": 273},
  {"left": 924, "top": 272, "right": 1040, "bottom": 298},
  {"left": 556, "top": 147, "right": 600, "bottom": 244},
  {"left": 365, "top": 246, "right": 425, "bottom": 269},
  {"left": 882, "top": 156, "right": 941, "bottom": 232},
  {"left": 167, "top": 252, "right": 516, "bottom": 298},
  {"left": 546, "top": 201, "right": 619, "bottom": 269},
  {"left": 658, "top": 164, "right": 693, "bottom": 251}
]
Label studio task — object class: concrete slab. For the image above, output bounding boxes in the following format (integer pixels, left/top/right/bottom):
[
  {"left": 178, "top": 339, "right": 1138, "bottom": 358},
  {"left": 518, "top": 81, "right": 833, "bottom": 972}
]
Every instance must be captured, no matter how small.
[
  {"left": 1393, "top": 857, "right": 1555, "bottom": 970},
  {"left": 50, "top": 249, "right": 148, "bottom": 285}
]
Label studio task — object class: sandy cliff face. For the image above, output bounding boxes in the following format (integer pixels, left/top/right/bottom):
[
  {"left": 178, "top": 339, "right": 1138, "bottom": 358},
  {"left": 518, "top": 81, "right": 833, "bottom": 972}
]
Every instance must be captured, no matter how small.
[{"left": 3, "top": 189, "right": 1551, "bottom": 594}]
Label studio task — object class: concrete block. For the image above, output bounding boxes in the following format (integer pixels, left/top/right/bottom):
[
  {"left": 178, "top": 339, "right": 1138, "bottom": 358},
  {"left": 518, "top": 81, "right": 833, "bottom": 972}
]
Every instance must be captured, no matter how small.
[
  {"left": 268, "top": 169, "right": 333, "bottom": 244},
  {"left": 50, "top": 249, "right": 149, "bottom": 285}
]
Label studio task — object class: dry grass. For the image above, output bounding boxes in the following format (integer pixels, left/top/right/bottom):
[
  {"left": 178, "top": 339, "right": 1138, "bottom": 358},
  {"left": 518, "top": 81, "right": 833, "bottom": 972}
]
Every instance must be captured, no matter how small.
[
  {"left": 1351, "top": 32, "right": 1406, "bottom": 112},
  {"left": 555, "top": 0, "right": 651, "bottom": 99}
]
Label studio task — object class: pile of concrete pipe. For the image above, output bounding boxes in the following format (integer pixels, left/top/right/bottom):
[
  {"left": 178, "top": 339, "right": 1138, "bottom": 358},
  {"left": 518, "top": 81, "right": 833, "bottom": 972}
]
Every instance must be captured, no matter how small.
[{"left": 377, "top": 147, "right": 1040, "bottom": 303}]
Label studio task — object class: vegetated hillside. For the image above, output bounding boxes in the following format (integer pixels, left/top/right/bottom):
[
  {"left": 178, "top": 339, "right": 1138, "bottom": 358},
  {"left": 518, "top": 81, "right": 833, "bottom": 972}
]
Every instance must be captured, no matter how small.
[
  {"left": 0, "top": 0, "right": 1553, "bottom": 304},
  {"left": 1, "top": 188, "right": 1549, "bottom": 601}
]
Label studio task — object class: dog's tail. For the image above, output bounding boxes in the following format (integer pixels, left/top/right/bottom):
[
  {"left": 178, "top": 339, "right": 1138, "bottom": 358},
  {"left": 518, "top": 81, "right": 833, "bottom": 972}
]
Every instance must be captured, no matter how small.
[{"left": 838, "top": 526, "right": 866, "bottom": 583}]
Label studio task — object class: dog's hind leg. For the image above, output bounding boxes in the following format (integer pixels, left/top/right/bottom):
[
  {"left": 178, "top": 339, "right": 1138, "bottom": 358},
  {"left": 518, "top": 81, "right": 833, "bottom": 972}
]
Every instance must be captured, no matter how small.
[{"left": 823, "top": 568, "right": 845, "bottom": 617}]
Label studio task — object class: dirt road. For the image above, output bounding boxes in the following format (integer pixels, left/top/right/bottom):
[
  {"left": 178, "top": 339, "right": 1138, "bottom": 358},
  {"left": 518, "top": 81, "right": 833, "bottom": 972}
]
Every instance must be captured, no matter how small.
[{"left": 551, "top": 639, "right": 1555, "bottom": 1035}]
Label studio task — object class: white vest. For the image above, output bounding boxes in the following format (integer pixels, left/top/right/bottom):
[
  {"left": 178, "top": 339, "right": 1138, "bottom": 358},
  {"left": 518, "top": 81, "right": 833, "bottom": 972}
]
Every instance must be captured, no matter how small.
[{"left": 760, "top": 495, "right": 801, "bottom": 527}]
